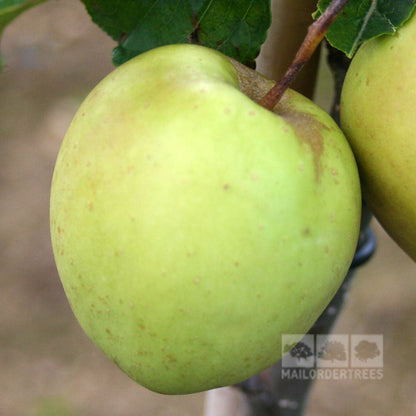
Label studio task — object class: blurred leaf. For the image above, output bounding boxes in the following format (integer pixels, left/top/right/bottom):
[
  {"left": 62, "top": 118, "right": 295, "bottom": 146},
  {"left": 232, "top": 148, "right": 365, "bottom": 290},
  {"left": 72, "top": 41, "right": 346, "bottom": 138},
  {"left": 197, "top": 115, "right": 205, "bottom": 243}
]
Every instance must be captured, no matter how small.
[
  {"left": 314, "top": 0, "right": 416, "bottom": 57},
  {"left": 81, "top": 0, "right": 271, "bottom": 67},
  {"left": 0, "top": 0, "right": 47, "bottom": 69}
]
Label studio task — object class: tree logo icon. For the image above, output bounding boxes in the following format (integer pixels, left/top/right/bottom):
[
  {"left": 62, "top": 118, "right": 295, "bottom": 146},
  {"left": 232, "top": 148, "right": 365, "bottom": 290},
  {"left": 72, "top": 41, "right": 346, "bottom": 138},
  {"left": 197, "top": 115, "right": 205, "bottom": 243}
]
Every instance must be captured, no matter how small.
[
  {"left": 316, "top": 335, "right": 349, "bottom": 367},
  {"left": 317, "top": 340, "right": 347, "bottom": 362},
  {"left": 351, "top": 335, "right": 383, "bottom": 368},
  {"left": 281, "top": 334, "right": 314, "bottom": 368},
  {"left": 354, "top": 340, "right": 381, "bottom": 362},
  {"left": 286, "top": 341, "right": 314, "bottom": 361}
]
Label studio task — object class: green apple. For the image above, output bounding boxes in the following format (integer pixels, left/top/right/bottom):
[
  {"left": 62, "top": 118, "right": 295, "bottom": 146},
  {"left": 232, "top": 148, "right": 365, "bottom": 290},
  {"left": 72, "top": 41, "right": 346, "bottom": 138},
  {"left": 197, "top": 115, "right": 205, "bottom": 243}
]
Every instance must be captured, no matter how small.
[
  {"left": 50, "top": 44, "right": 361, "bottom": 394},
  {"left": 341, "top": 12, "right": 416, "bottom": 261}
]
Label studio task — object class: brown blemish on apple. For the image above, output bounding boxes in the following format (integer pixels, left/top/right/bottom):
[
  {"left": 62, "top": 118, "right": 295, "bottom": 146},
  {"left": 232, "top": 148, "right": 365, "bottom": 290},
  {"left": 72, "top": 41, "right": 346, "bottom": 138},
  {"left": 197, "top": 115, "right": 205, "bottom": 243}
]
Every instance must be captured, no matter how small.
[
  {"left": 229, "top": 58, "right": 325, "bottom": 181},
  {"left": 274, "top": 97, "right": 326, "bottom": 181},
  {"left": 229, "top": 57, "right": 274, "bottom": 102},
  {"left": 166, "top": 354, "right": 177, "bottom": 363}
]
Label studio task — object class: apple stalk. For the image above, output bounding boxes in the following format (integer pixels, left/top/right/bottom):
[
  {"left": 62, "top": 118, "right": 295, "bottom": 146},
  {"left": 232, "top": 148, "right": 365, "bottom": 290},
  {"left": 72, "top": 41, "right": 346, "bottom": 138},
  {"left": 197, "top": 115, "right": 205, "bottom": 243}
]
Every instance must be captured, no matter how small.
[
  {"left": 258, "top": 0, "right": 349, "bottom": 110},
  {"left": 255, "top": 0, "right": 321, "bottom": 99}
]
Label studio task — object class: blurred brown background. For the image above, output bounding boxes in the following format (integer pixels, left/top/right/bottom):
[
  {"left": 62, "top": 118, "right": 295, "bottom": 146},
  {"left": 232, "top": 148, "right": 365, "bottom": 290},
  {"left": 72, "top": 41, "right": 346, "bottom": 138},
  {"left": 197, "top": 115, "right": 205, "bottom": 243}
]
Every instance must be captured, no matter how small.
[{"left": 1, "top": 1, "right": 415, "bottom": 415}]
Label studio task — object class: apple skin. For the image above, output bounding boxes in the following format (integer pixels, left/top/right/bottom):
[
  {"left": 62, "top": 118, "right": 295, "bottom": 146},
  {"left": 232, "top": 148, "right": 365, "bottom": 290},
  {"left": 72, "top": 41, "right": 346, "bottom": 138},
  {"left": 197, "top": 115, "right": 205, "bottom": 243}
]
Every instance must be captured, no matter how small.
[
  {"left": 341, "top": 13, "right": 416, "bottom": 261},
  {"left": 50, "top": 44, "right": 361, "bottom": 394}
]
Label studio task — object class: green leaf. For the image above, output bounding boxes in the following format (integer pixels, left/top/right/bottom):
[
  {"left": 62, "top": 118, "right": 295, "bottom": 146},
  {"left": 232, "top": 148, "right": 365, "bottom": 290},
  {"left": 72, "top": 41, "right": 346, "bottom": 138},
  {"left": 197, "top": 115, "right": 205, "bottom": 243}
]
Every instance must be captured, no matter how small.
[
  {"left": 314, "top": 0, "right": 416, "bottom": 57},
  {"left": 81, "top": 0, "right": 271, "bottom": 67},
  {"left": 0, "top": 0, "right": 48, "bottom": 69}
]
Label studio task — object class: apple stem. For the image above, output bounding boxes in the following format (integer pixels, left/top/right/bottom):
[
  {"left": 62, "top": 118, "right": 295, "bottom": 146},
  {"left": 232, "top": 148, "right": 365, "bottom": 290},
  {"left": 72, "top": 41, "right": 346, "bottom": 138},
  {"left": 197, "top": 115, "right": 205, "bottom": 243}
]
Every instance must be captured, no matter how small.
[{"left": 258, "top": 0, "right": 349, "bottom": 110}]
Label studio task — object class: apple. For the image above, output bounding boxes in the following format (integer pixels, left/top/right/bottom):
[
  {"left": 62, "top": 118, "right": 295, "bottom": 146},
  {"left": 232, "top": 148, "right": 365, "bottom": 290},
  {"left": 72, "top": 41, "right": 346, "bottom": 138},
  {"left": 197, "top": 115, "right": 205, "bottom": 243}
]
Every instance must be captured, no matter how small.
[
  {"left": 341, "top": 12, "right": 416, "bottom": 261},
  {"left": 50, "top": 44, "right": 361, "bottom": 394}
]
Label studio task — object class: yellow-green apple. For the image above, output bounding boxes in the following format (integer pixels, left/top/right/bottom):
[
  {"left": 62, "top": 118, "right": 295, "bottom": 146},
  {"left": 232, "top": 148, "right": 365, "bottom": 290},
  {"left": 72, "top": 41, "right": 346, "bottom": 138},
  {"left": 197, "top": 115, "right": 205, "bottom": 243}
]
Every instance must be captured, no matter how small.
[
  {"left": 50, "top": 44, "right": 361, "bottom": 394},
  {"left": 341, "top": 12, "right": 416, "bottom": 261}
]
